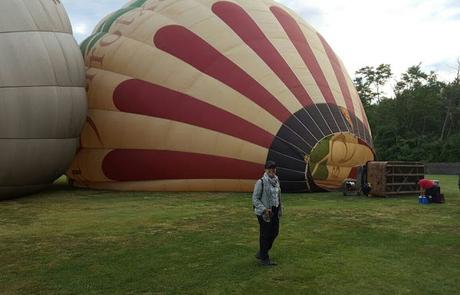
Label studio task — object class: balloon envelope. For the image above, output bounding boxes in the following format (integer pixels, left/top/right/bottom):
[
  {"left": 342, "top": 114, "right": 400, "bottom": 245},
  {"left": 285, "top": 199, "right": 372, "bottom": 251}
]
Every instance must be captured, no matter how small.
[
  {"left": 0, "top": 0, "right": 87, "bottom": 199},
  {"left": 69, "top": 0, "right": 374, "bottom": 192}
]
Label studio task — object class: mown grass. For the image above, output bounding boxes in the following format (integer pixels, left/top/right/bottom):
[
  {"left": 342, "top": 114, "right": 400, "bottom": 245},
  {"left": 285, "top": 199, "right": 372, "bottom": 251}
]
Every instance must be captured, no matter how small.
[{"left": 1, "top": 175, "right": 459, "bottom": 294}]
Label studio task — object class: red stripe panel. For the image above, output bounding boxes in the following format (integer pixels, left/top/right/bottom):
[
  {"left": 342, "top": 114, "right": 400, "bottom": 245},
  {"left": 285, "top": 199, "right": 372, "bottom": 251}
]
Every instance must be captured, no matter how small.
[
  {"left": 113, "top": 79, "right": 274, "bottom": 148},
  {"left": 270, "top": 6, "right": 336, "bottom": 105},
  {"left": 317, "top": 34, "right": 356, "bottom": 115},
  {"left": 213, "top": 1, "right": 313, "bottom": 107},
  {"left": 348, "top": 166, "right": 358, "bottom": 179},
  {"left": 153, "top": 25, "right": 291, "bottom": 122},
  {"left": 102, "top": 150, "right": 264, "bottom": 181}
]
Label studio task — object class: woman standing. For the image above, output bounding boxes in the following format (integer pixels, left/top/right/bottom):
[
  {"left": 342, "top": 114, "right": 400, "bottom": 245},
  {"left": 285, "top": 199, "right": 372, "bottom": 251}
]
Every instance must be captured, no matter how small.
[{"left": 252, "top": 160, "right": 282, "bottom": 266}]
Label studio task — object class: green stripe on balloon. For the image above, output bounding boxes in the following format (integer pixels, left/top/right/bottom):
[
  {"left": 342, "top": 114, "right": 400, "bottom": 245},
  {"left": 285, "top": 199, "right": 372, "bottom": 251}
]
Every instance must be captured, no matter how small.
[
  {"left": 99, "top": 0, "right": 148, "bottom": 32},
  {"left": 80, "top": 32, "right": 105, "bottom": 56},
  {"left": 310, "top": 135, "right": 331, "bottom": 163},
  {"left": 80, "top": 0, "right": 148, "bottom": 55}
]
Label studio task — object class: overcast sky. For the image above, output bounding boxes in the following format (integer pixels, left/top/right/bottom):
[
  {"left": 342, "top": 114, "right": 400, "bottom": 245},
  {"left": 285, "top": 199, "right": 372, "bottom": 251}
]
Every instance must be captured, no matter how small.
[{"left": 62, "top": 0, "right": 460, "bottom": 84}]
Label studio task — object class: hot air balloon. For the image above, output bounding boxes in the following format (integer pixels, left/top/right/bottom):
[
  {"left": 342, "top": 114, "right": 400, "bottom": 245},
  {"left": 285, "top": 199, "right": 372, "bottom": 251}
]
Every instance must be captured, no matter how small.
[
  {"left": 69, "top": 0, "right": 374, "bottom": 193},
  {"left": 0, "top": 0, "right": 87, "bottom": 199}
]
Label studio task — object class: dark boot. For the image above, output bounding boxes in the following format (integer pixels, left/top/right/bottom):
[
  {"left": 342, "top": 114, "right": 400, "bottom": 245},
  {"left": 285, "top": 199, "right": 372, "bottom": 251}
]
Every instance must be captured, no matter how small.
[{"left": 260, "top": 259, "right": 277, "bottom": 266}]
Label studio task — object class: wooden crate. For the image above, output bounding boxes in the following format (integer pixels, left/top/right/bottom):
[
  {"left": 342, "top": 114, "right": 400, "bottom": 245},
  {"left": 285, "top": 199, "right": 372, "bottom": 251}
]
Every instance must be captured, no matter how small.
[{"left": 367, "top": 161, "right": 424, "bottom": 197}]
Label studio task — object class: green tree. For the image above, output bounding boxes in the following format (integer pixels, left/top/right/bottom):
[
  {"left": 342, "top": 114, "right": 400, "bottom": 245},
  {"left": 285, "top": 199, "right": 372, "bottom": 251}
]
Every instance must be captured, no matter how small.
[
  {"left": 354, "top": 63, "right": 460, "bottom": 162},
  {"left": 354, "top": 64, "right": 392, "bottom": 106},
  {"left": 440, "top": 68, "right": 460, "bottom": 142}
]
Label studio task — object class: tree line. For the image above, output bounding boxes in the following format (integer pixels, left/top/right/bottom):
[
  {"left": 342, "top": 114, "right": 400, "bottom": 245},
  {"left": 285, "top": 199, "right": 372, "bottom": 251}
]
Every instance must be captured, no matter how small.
[{"left": 353, "top": 62, "right": 460, "bottom": 162}]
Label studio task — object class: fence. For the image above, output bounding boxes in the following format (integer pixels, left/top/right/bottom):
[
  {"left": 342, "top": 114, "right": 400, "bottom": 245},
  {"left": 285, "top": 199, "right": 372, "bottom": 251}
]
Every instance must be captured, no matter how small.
[{"left": 424, "top": 163, "right": 460, "bottom": 175}]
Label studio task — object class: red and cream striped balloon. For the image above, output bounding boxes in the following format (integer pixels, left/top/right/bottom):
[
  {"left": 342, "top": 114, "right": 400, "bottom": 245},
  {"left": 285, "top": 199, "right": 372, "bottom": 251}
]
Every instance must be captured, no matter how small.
[{"left": 68, "top": 0, "right": 375, "bottom": 192}]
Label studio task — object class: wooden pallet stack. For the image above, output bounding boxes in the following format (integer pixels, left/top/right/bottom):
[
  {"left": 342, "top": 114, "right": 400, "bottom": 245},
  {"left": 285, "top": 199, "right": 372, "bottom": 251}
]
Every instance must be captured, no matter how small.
[{"left": 367, "top": 161, "right": 425, "bottom": 197}]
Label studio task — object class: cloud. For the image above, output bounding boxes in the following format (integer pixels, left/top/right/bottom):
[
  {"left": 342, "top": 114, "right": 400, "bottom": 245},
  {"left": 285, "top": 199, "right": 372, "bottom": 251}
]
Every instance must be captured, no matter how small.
[
  {"left": 276, "top": 0, "right": 460, "bottom": 82},
  {"left": 446, "top": 0, "right": 460, "bottom": 9},
  {"left": 275, "top": 0, "right": 324, "bottom": 25},
  {"left": 61, "top": 0, "right": 459, "bottom": 83},
  {"left": 61, "top": 0, "right": 126, "bottom": 42}
]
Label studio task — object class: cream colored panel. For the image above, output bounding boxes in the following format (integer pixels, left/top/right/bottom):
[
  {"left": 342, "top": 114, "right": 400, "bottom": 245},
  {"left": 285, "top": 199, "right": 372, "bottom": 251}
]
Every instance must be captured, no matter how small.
[
  {"left": 287, "top": 21, "right": 349, "bottom": 109},
  {"left": 86, "top": 68, "right": 127, "bottom": 111},
  {"left": 104, "top": 1, "right": 303, "bottom": 115},
  {"left": 86, "top": 35, "right": 281, "bottom": 135},
  {"left": 188, "top": 16, "right": 303, "bottom": 114},
  {"left": 307, "top": 32, "right": 347, "bottom": 109},
  {"left": 67, "top": 149, "right": 111, "bottom": 183},
  {"left": 81, "top": 110, "right": 268, "bottom": 164},
  {"left": 160, "top": 0, "right": 213, "bottom": 27},
  {"left": 239, "top": 4, "right": 327, "bottom": 107},
  {"left": 102, "top": 7, "right": 168, "bottom": 42},
  {"left": 234, "top": 0, "right": 273, "bottom": 11},
  {"left": 74, "top": 179, "right": 256, "bottom": 192}
]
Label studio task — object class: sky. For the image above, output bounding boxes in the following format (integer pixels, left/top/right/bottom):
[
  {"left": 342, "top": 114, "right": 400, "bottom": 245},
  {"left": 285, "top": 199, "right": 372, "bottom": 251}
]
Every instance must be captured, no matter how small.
[{"left": 62, "top": 0, "right": 460, "bottom": 85}]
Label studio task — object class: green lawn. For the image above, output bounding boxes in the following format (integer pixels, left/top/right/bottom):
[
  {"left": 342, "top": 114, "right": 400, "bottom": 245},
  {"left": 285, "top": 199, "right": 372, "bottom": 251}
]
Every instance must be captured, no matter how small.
[{"left": 1, "top": 175, "right": 459, "bottom": 294}]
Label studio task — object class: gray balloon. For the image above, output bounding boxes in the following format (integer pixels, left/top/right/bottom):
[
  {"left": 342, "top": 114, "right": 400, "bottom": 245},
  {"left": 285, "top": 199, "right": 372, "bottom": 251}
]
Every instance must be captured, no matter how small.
[{"left": 0, "top": 0, "right": 87, "bottom": 199}]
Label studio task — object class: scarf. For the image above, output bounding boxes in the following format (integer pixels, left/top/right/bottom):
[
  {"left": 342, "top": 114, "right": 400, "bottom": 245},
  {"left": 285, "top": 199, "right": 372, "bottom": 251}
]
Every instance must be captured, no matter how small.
[{"left": 263, "top": 172, "right": 280, "bottom": 207}]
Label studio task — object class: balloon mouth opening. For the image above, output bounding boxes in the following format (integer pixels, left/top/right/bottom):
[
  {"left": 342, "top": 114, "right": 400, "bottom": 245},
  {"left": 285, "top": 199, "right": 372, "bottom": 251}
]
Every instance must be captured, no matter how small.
[{"left": 306, "top": 132, "right": 375, "bottom": 191}]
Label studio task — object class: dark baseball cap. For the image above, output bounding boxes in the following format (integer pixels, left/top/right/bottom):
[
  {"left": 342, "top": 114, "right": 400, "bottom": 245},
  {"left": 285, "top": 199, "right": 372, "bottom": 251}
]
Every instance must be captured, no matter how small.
[{"left": 265, "top": 160, "right": 277, "bottom": 169}]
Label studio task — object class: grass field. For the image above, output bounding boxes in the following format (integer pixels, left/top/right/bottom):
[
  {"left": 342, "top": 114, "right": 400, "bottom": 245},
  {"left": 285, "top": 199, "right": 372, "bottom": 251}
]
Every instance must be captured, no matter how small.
[{"left": 1, "top": 175, "right": 459, "bottom": 294}]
